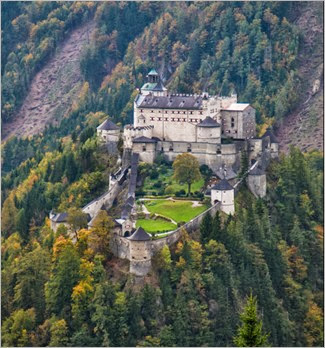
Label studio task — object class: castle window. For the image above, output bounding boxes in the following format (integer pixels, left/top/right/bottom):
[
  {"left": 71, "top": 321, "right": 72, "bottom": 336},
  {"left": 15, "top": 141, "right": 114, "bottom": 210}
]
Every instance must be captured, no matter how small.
[
  {"left": 158, "top": 117, "right": 162, "bottom": 121},
  {"left": 172, "top": 111, "right": 174, "bottom": 114},
  {"left": 140, "top": 109, "right": 143, "bottom": 112},
  {"left": 183, "top": 111, "right": 186, "bottom": 114},
  {"left": 169, "top": 146, "right": 173, "bottom": 151},
  {"left": 178, "top": 111, "right": 180, "bottom": 114},
  {"left": 151, "top": 110, "right": 154, "bottom": 113},
  {"left": 165, "top": 118, "right": 168, "bottom": 121},
  {"left": 200, "top": 111, "right": 203, "bottom": 115},
  {"left": 177, "top": 118, "right": 180, "bottom": 122},
  {"left": 142, "top": 146, "right": 146, "bottom": 152},
  {"left": 150, "top": 117, "right": 154, "bottom": 121},
  {"left": 231, "top": 117, "right": 235, "bottom": 128},
  {"left": 190, "top": 111, "right": 193, "bottom": 115},
  {"left": 171, "top": 118, "right": 175, "bottom": 121},
  {"left": 217, "top": 149, "right": 221, "bottom": 155}
]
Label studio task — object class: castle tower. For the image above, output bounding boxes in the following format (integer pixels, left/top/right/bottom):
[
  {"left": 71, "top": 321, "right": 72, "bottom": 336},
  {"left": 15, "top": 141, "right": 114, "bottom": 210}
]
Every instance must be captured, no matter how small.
[
  {"left": 140, "top": 69, "right": 167, "bottom": 96},
  {"left": 211, "top": 178, "right": 235, "bottom": 215},
  {"left": 247, "top": 166, "right": 266, "bottom": 198},
  {"left": 262, "top": 127, "right": 279, "bottom": 158},
  {"left": 196, "top": 116, "right": 221, "bottom": 143},
  {"left": 128, "top": 227, "right": 152, "bottom": 276}
]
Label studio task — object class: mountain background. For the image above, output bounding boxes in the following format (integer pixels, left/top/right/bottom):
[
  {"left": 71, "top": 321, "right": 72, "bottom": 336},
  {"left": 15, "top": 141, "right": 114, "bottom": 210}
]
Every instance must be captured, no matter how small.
[{"left": 1, "top": 2, "right": 323, "bottom": 347}]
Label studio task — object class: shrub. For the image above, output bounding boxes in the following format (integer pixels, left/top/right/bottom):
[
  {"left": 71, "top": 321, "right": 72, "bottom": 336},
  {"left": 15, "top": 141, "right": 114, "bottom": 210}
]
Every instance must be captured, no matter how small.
[
  {"left": 177, "top": 221, "right": 186, "bottom": 227},
  {"left": 153, "top": 180, "right": 162, "bottom": 188},
  {"left": 164, "top": 185, "right": 174, "bottom": 195},
  {"left": 150, "top": 170, "right": 159, "bottom": 180},
  {"left": 158, "top": 189, "right": 165, "bottom": 196}
]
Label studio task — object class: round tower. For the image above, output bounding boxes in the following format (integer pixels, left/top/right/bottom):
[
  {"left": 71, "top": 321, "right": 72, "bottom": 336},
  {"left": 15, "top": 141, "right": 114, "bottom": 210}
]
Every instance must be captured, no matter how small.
[{"left": 196, "top": 116, "right": 221, "bottom": 143}]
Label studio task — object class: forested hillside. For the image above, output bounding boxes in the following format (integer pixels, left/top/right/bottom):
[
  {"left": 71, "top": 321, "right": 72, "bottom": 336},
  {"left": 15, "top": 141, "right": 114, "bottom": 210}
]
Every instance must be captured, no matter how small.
[{"left": 1, "top": 1, "right": 323, "bottom": 347}]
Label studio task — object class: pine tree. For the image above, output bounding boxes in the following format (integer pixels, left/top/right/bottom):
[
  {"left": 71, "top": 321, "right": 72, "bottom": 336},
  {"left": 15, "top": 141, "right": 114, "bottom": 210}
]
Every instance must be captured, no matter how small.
[
  {"left": 233, "top": 293, "right": 269, "bottom": 347},
  {"left": 200, "top": 212, "right": 213, "bottom": 244}
]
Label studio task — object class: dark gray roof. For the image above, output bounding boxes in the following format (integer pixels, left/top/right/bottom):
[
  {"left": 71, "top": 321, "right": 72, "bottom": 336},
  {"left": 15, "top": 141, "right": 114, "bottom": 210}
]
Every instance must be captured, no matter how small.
[
  {"left": 128, "top": 227, "right": 151, "bottom": 241},
  {"left": 216, "top": 167, "right": 237, "bottom": 180},
  {"left": 249, "top": 166, "right": 265, "bottom": 176},
  {"left": 126, "top": 196, "right": 135, "bottom": 206},
  {"left": 121, "top": 203, "right": 133, "bottom": 219},
  {"left": 152, "top": 80, "right": 166, "bottom": 91},
  {"left": 137, "top": 95, "right": 203, "bottom": 110},
  {"left": 133, "top": 136, "right": 157, "bottom": 143},
  {"left": 197, "top": 116, "right": 220, "bottom": 127},
  {"left": 127, "top": 153, "right": 139, "bottom": 198},
  {"left": 211, "top": 179, "right": 233, "bottom": 191},
  {"left": 97, "top": 119, "right": 120, "bottom": 131},
  {"left": 51, "top": 212, "right": 68, "bottom": 222},
  {"left": 262, "top": 128, "right": 278, "bottom": 143}
]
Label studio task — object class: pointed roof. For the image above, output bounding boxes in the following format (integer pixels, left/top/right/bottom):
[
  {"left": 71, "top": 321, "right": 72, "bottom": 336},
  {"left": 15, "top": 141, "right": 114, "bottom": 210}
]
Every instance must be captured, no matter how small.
[
  {"left": 148, "top": 69, "right": 159, "bottom": 76},
  {"left": 133, "top": 136, "right": 157, "bottom": 143},
  {"left": 211, "top": 179, "right": 233, "bottom": 191},
  {"left": 50, "top": 212, "right": 68, "bottom": 222},
  {"left": 262, "top": 128, "right": 278, "bottom": 143},
  {"left": 152, "top": 80, "right": 167, "bottom": 91},
  {"left": 197, "top": 116, "right": 220, "bottom": 127},
  {"left": 128, "top": 227, "right": 151, "bottom": 241},
  {"left": 97, "top": 119, "right": 120, "bottom": 131}
]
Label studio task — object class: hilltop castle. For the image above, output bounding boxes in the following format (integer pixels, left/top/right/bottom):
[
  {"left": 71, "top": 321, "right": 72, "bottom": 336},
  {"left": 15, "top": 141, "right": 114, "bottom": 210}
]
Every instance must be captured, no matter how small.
[
  {"left": 51, "top": 69, "right": 279, "bottom": 276},
  {"left": 98, "top": 69, "right": 278, "bottom": 210}
]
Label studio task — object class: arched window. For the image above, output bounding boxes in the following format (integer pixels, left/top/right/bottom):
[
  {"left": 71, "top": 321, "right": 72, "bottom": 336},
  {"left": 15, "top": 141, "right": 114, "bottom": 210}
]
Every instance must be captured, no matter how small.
[{"left": 231, "top": 117, "right": 235, "bottom": 128}]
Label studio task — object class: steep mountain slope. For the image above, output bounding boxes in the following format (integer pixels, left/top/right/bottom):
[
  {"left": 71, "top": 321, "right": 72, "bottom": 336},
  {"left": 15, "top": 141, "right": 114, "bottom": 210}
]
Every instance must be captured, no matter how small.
[
  {"left": 276, "top": 1, "right": 323, "bottom": 153},
  {"left": 2, "top": 21, "right": 95, "bottom": 141}
]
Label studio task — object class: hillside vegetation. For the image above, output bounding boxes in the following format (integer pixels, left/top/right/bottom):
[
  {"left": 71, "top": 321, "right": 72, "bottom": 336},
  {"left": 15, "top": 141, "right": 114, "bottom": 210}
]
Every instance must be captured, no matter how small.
[{"left": 1, "top": 2, "right": 324, "bottom": 347}]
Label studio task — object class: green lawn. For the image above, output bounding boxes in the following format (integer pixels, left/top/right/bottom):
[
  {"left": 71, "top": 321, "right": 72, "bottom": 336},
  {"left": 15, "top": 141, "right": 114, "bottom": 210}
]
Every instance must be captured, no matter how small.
[
  {"left": 143, "top": 199, "right": 208, "bottom": 223},
  {"left": 136, "top": 218, "right": 176, "bottom": 234}
]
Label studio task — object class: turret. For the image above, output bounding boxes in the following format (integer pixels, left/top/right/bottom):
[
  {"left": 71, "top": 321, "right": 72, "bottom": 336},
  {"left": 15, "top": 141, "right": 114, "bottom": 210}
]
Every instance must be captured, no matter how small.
[
  {"left": 210, "top": 178, "right": 235, "bottom": 215},
  {"left": 140, "top": 69, "right": 167, "bottom": 96}
]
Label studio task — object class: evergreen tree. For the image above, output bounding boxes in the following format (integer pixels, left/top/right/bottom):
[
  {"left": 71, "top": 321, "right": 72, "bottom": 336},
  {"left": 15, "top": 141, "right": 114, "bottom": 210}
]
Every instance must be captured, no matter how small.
[
  {"left": 233, "top": 293, "right": 269, "bottom": 347},
  {"left": 200, "top": 212, "right": 213, "bottom": 244}
]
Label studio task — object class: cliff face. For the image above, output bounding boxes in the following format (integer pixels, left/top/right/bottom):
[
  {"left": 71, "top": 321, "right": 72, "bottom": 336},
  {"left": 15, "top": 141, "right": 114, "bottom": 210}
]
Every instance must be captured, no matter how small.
[{"left": 276, "top": 1, "right": 323, "bottom": 153}]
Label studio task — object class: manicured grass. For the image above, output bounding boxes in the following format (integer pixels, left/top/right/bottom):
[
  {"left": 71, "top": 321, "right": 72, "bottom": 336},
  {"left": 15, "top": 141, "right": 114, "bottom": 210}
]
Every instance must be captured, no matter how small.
[
  {"left": 143, "top": 199, "right": 208, "bottom": 223},
  {"left": 136, "top": 218, "right": 176, "bottom": 234}
]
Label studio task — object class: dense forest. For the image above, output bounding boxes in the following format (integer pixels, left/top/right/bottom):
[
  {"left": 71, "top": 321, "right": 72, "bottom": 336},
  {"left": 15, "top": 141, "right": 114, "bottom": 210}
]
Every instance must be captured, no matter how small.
[{"left": 1, "top": 1, "right": 323, "bottom": 347}]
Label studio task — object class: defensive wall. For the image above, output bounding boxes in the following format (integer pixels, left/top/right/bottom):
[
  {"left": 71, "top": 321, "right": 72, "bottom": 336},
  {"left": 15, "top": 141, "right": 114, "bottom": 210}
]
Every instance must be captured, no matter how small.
[
  {"left": 82, "top": 167, "right": 128, "bottom": 218},
  {"left": 111, "top": 202, "right": 221, "bottom": 276}
]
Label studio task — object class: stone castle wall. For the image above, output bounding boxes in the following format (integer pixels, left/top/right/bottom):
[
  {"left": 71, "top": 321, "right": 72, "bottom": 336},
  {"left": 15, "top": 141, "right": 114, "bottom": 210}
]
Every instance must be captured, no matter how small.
[
  {"left": 82, "top": 168, "right": 128, "bottom": 218},
  {"left": 111, "top": 202, "right": 221, "bottom": 275}
]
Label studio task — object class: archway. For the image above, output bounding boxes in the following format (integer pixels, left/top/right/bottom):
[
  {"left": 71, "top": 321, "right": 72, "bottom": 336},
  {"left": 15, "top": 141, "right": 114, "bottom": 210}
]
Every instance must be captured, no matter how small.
[{"left": 124, "top": 231, "right": 130, "bottom": 237}]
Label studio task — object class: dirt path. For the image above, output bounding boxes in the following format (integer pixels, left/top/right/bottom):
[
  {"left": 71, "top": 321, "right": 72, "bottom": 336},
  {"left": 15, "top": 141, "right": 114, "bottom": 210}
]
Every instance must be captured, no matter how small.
[
  {"left": 2, "top": 21, "right": 96, "bottom": 142},
  {"left": 276, "top": 2, "right": 323, "bottom": 154}
]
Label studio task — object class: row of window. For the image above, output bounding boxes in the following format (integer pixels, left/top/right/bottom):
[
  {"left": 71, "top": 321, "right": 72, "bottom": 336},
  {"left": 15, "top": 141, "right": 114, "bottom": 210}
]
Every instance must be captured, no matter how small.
[
  {"left": 141, "top": 145, "right": 222, "bottom": 154},
  {"left": 149, "top": 117, "right": 200, "bottom": 123},
  {"left": 141, "top": 109, "right": 203, "bottom": 115}
]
